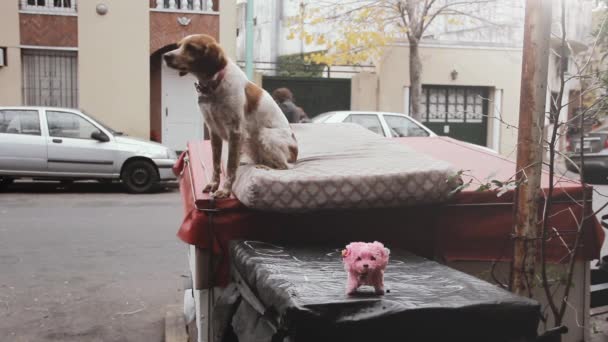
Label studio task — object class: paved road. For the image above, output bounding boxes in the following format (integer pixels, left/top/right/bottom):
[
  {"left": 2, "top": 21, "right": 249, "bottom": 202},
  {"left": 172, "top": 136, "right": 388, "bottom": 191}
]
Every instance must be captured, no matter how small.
[{"left": 0, "top": 182, "right": 187, "bottom": 342}]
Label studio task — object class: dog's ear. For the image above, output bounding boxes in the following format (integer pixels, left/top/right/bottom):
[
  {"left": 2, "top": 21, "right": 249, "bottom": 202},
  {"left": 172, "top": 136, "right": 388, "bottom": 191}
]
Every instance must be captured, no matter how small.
[
  {"left": 193, "top": 42, "right": 227, "bottom": 77},
  {"left": 373, "top": 241, "right": 389, "bottom": 258},
  {"left": 342, "top": 247, "right": 351, "bottom": 258},
  {"left": 202, "top": 43, "right": 219, "bottom": 57}
]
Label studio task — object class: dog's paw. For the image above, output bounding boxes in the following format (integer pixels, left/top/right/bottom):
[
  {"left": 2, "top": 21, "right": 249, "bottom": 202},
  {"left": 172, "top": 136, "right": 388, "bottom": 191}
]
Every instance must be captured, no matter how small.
[
  {"left": 203, "top": 181, "right": 219, "bottom": 194},
  {"left": 212, "top": 188, "right": 231, "bottom": 199}
]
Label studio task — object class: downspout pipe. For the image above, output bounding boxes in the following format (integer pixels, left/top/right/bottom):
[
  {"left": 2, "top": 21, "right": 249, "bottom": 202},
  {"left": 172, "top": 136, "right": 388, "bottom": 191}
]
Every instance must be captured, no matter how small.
[{"left": 245, "top": 0, "right": 254, "bottom": 79}]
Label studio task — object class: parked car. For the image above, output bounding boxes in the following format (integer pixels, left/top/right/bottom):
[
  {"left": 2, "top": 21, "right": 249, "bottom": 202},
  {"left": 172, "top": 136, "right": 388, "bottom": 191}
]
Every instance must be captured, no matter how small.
[
  {"left": 312, "top": 111, "right": 436, "bottom": 138},
  {"left": 0, "top": 107, "right": 177, "bottom": 193},
  {"left": 314, "top": 110, "right": 502, "bottom": 156},
  {"left": 566, "top": 124, "right": 608, "bottom": 183}
]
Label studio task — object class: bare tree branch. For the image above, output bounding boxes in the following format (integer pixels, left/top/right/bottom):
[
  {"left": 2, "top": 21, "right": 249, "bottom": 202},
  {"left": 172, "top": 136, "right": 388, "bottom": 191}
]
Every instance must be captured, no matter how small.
[{"left": 539, "top": 0, "right": 566, "bottom": 322}]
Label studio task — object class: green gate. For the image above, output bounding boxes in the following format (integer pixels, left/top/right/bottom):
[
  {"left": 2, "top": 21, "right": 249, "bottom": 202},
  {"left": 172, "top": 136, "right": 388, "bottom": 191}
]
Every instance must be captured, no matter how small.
[
  {"left": 420, "top": 85, "right": 489, "bottom": 146},
  {"left": 262, "top": 76, "right": 351, "bottom": 118}
]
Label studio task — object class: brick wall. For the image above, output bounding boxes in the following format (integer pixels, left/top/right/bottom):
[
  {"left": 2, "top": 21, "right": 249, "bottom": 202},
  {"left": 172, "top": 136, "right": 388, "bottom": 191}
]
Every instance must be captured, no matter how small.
[
  {"left": 150, "top": 12, "right": 219, "bottom": 53},
  {"left": 150, "top": 53, "right": 162, "bottom": 142},
  {"left": 20, "top": 14, "right": 77, "bottom": 47}
]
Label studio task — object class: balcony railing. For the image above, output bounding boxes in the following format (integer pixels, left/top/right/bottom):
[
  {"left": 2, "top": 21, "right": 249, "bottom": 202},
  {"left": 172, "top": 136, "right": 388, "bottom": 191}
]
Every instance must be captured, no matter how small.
[
  {"left": 152, "top": 0, "right": 216, "bottom": 13},
  {"left": 19, "top": 0, "right": 77, "bottom": 14}
]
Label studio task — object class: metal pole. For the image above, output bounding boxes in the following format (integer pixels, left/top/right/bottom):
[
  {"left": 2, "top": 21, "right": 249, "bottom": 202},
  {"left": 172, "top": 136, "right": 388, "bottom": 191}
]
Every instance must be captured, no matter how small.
[
  {"left": 510, "top": 0, "right": 552, "bottom": 296},
  {"left": 245, "top": 0, "right": 254, "bottom": 79}
]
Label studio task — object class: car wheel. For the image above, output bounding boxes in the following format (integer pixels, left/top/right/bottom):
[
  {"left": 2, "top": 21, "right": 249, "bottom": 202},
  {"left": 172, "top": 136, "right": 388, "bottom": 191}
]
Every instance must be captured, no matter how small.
[{"left": 121, "top": 160, "right": 159, "bottom": 193}]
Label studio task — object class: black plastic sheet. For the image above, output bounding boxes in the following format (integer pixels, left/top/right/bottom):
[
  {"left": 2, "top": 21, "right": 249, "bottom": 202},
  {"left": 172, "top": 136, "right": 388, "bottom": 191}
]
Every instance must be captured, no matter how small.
[{"left": 227, "top": 240, "right": 540, "bottom": 342}]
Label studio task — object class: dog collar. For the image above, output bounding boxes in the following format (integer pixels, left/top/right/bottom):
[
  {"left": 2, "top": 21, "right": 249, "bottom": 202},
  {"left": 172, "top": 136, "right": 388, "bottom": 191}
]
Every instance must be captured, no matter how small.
[{"left": 195, "top": 68, "right": 226, "bottom": 95}]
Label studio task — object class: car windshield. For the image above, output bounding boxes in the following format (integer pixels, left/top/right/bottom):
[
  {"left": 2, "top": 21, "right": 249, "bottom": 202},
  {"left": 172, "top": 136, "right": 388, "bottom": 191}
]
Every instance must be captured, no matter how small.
[
  {"left": 384, "top": 115, "right": 430, "bottom": 137},
  {"left": 80, "top": 109, "right": 123, "bottom": 135}
]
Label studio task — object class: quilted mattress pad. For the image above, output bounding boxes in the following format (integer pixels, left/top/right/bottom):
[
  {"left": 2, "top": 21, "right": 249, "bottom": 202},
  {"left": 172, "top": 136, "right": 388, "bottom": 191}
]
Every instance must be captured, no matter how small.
[{"left": 230, "top": 123, "right": 457, "bottom": 212}]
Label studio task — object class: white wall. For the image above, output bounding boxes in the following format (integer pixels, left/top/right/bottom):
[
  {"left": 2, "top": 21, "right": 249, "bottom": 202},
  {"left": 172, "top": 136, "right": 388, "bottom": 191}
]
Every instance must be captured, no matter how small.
[
  {"left": 236, "top": 0, "right": 280, "bottom": 63},
  {"left": 220, "top": 0, "right": 237, "bottom": 60},
  {"left": 236, "top": 0, "right": 334, "bottom": 64},
  {"left": 78, "top": 0, "right": 150, "bottom": 139},
  {"left": 351, "top": 71, "right": 379, "bottom": 111},
  {"left": 0, "top": 1, "right": 22, "bottom": 106},
  {"left": 376, "top": 44, "right": 523, "bottom": 155}
]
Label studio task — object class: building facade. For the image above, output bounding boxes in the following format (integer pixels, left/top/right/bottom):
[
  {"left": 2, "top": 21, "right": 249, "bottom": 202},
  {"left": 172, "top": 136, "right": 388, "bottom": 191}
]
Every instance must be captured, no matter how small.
[
  {"left": 368, "top": 0, "right": 593, "bottom": 154},
  {"left": 0, "top": 0, "right": 236, "bottom": 151},
  {"left": 239, "top": 0, "right": 596, "bottom": 155}
]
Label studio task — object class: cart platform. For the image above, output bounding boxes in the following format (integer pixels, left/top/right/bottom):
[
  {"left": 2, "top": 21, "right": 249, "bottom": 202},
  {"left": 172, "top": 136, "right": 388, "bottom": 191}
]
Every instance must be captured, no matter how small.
[
  {"left": 174, "top": 128, "right": 604, "bottom": 287},
  {"left": 218, "top": 240, "right": 540, "bottom": 342}
]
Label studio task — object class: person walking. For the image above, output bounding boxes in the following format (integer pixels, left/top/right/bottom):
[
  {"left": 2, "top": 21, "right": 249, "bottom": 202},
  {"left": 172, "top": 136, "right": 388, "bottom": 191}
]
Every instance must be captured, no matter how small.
[{"left": 272, "top": 88, "right": 311, "bottom": 123}]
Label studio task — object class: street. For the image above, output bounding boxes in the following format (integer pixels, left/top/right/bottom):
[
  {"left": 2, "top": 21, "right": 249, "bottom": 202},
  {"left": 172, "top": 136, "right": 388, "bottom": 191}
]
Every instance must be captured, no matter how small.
[{"left": 0, "top": 182, "right": 187, "bottom": 342}]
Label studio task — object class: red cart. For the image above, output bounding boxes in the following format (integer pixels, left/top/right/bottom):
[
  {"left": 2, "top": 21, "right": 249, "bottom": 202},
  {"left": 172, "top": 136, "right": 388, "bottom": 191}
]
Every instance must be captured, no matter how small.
[{"left": 174, "top": 124, "right": 603, "bottom": 342}]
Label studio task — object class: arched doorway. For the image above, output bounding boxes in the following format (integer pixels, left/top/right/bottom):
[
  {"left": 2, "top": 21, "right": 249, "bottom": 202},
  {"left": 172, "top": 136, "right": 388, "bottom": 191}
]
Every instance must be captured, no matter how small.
[{"left": 150, "top": 45, "right": 203, "bottom": 152}]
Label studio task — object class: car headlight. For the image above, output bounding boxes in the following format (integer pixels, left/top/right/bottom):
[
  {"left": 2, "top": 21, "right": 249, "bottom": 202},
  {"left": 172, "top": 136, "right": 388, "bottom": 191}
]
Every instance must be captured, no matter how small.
[{"left": 167, "top": 149, "right": 178, "bottom": 160}]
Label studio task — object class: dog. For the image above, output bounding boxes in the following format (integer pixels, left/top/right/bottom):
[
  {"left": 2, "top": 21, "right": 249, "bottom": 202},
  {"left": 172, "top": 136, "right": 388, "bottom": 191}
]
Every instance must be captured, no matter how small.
[
  {"left": 342, "top": 241, "right": 390, "bottom": 295},
  {"left": 163, "top": 34, "right": 298, "bottom": 198}
]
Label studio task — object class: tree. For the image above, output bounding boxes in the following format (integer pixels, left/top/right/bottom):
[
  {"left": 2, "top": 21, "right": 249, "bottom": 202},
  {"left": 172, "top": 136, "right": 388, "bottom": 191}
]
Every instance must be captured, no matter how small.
[{"left": 288, "top": 0, "right": 501, "bottom": 121}]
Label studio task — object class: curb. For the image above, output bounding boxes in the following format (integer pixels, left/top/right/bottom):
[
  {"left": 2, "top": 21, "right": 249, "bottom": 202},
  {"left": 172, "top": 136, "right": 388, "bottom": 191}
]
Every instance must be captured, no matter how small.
[{"left": 165, "top": 304, "right": 189, "bottom": 342}]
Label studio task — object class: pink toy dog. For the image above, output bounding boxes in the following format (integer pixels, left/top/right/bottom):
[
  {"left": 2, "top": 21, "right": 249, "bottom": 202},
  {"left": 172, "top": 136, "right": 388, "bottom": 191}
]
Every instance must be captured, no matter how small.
[{"left": 342, "top": 241, "right": 390, "bottom": 295}]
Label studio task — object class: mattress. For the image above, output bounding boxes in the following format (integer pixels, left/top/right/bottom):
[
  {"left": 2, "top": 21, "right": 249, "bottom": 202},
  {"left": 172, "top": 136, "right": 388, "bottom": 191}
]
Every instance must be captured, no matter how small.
[{"left": 230, "top": 123, "right": 458, "bottom": 212}]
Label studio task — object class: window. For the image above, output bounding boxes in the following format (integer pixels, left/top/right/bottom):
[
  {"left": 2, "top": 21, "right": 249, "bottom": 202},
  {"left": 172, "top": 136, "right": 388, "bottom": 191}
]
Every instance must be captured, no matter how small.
[
  {"left": 47, "top": 111, "right": 100, "bottom": 139},
  {"left": 425, "top": 88, "right": 446, "bottom": 122},
  {"left": 22, "top": 49, "right": 78, "bottom": 108},
  {"left": 27, "top": 0, "right": 71, "bottom": 6},
  {"left": 344, "top": 114, "right": 384, "bottom": 136},
  {"left": 156, "top": 0, "right": 213, "bottom": 11},
  {"left": 384, "top": 115, "right": 429, "bottom": 137},
  {"left": 0, "top": 110, "right": 41, "bottom": 135},
  {"left": 23, "top": 0, "right": 74, "bottom": 11},
  {"left": 420, "top": 86, "right": 487, "bottom": 123},
  {"left": 26, "top": 0, "right": 71, "bottom": 8}
]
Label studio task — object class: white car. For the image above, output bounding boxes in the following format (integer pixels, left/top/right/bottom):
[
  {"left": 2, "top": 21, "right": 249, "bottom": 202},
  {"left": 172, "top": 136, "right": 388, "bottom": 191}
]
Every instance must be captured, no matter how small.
[
  {"left": 312, "top": 111, "right": 436, "bottom": 138},
  {"left": 0, "top": 106, "right": 177, "bottom": 193}
]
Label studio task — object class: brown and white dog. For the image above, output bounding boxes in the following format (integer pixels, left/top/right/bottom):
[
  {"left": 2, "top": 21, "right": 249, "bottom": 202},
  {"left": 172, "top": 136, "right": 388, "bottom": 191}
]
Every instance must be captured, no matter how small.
[{"left": 163, "top": 34, "right": 298, "bottom": 198}]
